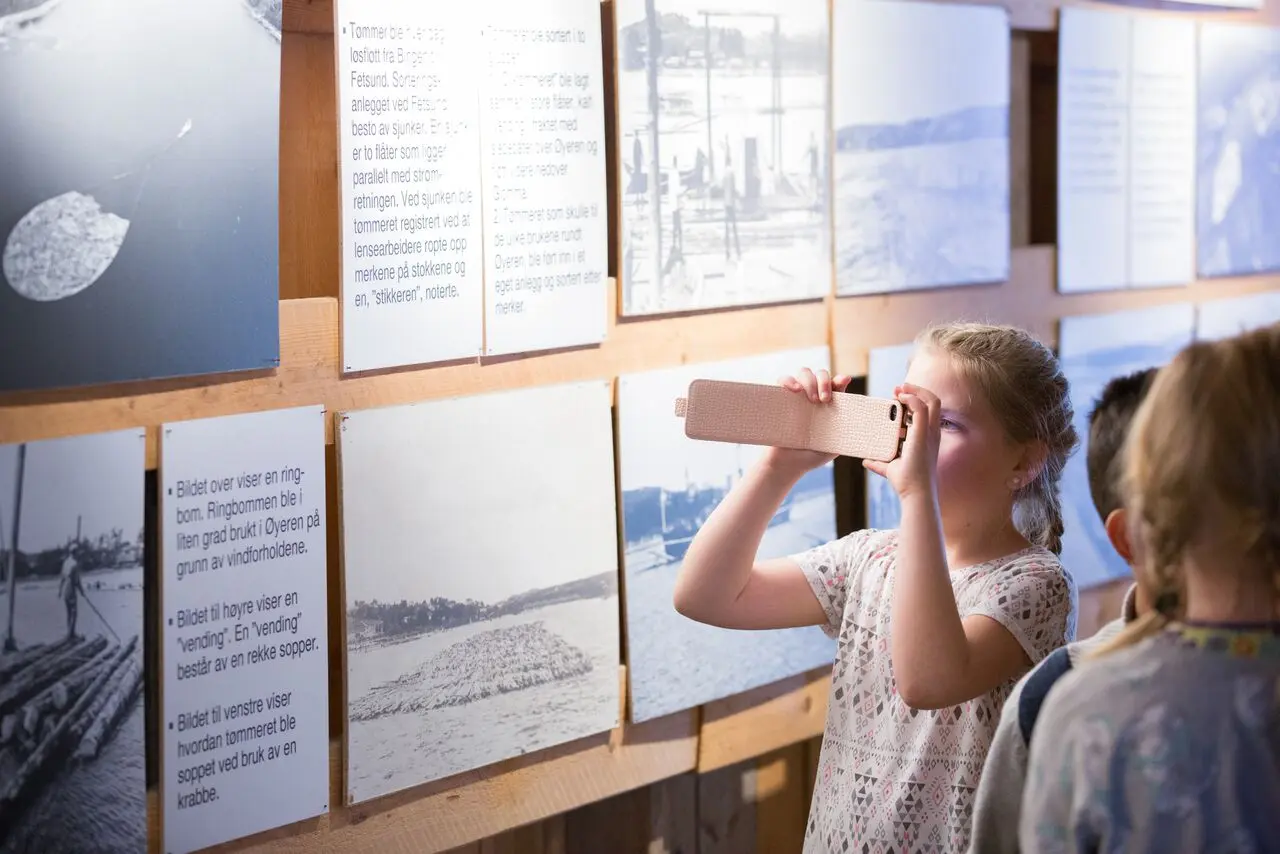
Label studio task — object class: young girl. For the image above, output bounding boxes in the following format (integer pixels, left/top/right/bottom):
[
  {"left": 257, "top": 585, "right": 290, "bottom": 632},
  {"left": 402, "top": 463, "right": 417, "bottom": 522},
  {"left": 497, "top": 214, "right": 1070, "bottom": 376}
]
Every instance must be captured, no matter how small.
[
  {"left": 673, "top": 322, "right": 1079, "bottom": 853},
  {"left": 1019, "top": 324, "right": 1280, "bottom": 853}
]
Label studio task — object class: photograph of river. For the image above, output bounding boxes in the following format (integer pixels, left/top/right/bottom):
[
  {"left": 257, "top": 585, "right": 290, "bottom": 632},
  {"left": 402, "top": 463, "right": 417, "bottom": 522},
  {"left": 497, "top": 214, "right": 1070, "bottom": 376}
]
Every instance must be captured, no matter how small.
[
  {"left": 1057, "top": 304, "right": 1195, "bottom": 590},
  {"left": 0, "top": 429, "right": 147, "bottom": 854},
  {"left": 337, "top": 382, "right": 621, "bottom": 803},
  {"left": 618, "top": 348, "right": 838, "bottom": 723},
  {"left": 834, "top": 0, "right": 1009, "bottom": 296},
  {"left": 865, "top": 341, "right": 915, "bottom": 530},
  {"left": 1195, "top": 292, "right": 1280, "bottom": 341},
  {"left": 1197, "top": 22, "right": 1280, "bottom": 279},
  {"left": 0, "top": 0, "right": 281, "bottom": 392},
  {"left": 615, "top": 0, "right": 830, "bottom": 316}
]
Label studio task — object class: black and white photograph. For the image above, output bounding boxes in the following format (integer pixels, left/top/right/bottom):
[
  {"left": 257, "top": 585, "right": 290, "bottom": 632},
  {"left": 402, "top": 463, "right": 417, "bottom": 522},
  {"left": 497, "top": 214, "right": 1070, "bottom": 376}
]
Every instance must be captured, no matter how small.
[
  {"left": 337, "top": 382, "right": 621, "bottom": 804},
  {"left": 0, "top": 429, "right": 147, "bottom": 854},
  {"left": 0, "top": 0, "right": 281, "bottom": 392},
  {"left": 617, "top": 348, "right": 838, "bottom": 723},
  {"left": 834, "top": 0, "right": 1009, "bottom": 296},
  {"left": 615, "top": 0, "right": 831, "bottom": 316},
  {"left": 1196, "top": 21, "right": 1280, "bottom": 279}
]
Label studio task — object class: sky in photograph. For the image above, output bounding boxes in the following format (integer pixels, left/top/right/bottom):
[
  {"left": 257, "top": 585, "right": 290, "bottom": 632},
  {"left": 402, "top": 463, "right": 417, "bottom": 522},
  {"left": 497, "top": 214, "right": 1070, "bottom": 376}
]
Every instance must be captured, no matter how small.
[
  {"left": 0, "top": 430, "right": 145, "bottom": 555},
  {"left": 339, "top": 381, "right": 619, "bottom": 605},
  {"left": 617, "top": 0, "right": 828, "bottom": 40},
  {"left": 834, "top": 0, "right": 1008, "bottom": 126}
]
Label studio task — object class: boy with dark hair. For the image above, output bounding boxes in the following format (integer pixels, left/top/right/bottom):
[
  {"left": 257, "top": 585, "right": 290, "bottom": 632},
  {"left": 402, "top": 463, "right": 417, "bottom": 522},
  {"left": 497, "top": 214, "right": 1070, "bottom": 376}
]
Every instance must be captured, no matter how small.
[{"left": 966, "top": 367, "right": 1156, "bottom": 854}]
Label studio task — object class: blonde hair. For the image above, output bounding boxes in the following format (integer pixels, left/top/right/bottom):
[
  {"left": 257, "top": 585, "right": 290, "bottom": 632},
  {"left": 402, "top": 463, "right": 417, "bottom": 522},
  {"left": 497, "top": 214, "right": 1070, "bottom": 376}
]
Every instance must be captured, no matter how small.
[
  {"left": 1096, "top": 321, "right": 1280, "bottom": 655},
  {"left": 915, "top": 322, "right": 1077, "bottom": 554}
]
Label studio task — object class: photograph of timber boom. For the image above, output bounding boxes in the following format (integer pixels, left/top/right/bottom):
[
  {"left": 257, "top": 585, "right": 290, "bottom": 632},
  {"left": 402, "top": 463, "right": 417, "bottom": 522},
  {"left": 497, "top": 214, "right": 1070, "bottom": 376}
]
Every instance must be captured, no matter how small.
[
  {"left": 0, "top": 431, "right": 147, "bottom": 853},
  {"left": 616, "top": 0, "right": 831, "bottom": 316}
]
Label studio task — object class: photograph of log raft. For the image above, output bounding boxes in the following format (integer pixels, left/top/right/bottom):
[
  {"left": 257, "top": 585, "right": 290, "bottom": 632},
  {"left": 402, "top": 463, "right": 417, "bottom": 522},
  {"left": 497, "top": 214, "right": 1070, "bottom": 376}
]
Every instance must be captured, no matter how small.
[
  {"left": 339, "top": 384, "right": 622, "bottom": 804},
  {"left": 0, "top": 431, "right": 147, "bottom": 853}
]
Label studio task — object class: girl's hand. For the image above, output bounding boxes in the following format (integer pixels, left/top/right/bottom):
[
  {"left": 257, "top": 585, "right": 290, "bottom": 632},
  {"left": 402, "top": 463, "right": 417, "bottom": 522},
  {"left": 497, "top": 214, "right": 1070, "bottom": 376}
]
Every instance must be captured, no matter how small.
[
  {"left": 762, "top": 367, "right": 852, "bottom": 475},
  {"left": 863, "top": 382, "right": 941, "bottom": 501}
]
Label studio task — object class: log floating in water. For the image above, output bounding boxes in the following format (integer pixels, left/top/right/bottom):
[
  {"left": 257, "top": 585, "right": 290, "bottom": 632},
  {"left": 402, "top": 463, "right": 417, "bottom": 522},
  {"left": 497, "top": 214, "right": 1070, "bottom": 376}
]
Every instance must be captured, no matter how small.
[
  {"left": 0, "top": 639, "right": 67, "bottom": 682},
  {"left": 0, "top": 642, "right": 117, "bottom": 746},
  {"left": 0, "top": 636, "right": 107, "bottom": 718},
  {"left": 350, "top": 620, "right": 595, "bottom": 722},
  {"left": 12, "top": 642, "right": 119, "bottom": 744},
  {"left": 66, "top": 648, "right": 130, "bottom": 743},
  {"left": 0, "top": 634, "right": 140, "bottom": 829},
  {"left": 74, "top": 654, "right": 141, "bottom": 761}
]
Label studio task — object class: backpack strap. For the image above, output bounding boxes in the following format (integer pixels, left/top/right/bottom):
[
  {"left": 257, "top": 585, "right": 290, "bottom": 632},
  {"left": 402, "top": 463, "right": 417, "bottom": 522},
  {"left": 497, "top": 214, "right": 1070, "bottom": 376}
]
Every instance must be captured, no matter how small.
[{"left": 1017, "top": 645, "right": 1074, "bottom": 748}]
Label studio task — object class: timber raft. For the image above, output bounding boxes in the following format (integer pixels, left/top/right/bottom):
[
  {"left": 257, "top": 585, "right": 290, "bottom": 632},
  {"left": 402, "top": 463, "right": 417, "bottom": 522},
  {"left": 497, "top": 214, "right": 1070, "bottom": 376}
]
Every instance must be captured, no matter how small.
[
  {"left": 0, "top": 633, "right": 142, "bottom": 829},
  {"left": 350, "top": 621, "right": 594, "bottom": 722}
]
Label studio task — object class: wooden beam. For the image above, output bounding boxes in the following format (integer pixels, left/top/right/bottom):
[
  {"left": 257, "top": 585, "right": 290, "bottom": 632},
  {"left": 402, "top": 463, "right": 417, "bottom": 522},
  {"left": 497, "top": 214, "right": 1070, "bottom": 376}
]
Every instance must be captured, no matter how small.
[
  {"left": 697, "top": 669, "right": 830, "bottom": 774},
  {"left": 0, "top": 288, "right": 827, "bottom": 460},
  {"left": 283, "top": 0, "right": 335, "bottom": 35},
  {"left": 753, "top": 743, "right": 811, "bottom": 853}
]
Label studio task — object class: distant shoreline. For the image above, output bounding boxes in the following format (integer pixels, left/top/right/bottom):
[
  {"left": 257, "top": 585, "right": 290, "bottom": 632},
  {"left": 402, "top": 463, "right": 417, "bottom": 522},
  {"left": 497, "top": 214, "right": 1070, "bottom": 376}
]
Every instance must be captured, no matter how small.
[
  {"left": 241, "top": 0, "right": 282, "bottom": 42},
  {"left": 346, "top": 602, "right": 583, "bottom": 655},
  {"left": 0, "top": 0, "right": 63, "bottom": 34},
  {"left": 347, "top": 571, "right": 616, "bottom": 652},
  {"left": 347, "top": 593, "right": 611, "bottom": 654},
  {"left": 0, "top": 565, "right": 144, "bottom": 595}
]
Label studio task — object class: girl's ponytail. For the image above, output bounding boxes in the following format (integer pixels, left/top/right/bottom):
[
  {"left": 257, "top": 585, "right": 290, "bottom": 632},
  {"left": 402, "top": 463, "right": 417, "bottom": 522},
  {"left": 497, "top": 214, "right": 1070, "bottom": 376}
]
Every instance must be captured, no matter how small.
[
  {"left": 1041, "top": 481, "right": 1065, "bottom": 556},
  {"left": 1018, "top": 419, "right": 1070, "bottom": 555}
]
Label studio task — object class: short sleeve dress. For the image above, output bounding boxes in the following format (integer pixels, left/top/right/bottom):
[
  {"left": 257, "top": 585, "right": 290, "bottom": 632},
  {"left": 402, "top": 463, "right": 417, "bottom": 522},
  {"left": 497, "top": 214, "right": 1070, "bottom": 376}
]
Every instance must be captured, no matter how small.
[{"left": 792, "top": 528, "right": 1076, "bottom": 854}]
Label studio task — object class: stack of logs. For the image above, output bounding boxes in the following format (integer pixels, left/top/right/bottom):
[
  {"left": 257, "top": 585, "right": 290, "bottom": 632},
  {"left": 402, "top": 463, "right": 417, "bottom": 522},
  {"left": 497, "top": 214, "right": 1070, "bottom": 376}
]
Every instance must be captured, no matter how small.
[{"left": 0, "top": 633, "right": 142, "bottom": 826}]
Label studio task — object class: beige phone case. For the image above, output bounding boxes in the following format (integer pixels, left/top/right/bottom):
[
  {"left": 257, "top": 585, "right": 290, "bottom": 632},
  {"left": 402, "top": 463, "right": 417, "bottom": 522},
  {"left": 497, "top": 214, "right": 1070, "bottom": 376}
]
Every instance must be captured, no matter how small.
[{"left": 673, "top": 379, "right": 905, "bottom": 462}]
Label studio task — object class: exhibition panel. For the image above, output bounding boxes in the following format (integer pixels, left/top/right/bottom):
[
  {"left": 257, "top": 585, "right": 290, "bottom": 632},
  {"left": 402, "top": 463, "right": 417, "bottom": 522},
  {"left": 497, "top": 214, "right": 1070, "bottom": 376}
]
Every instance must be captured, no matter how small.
[{"left": 1, "top": 0, "right": 1279, "bottom": 851}]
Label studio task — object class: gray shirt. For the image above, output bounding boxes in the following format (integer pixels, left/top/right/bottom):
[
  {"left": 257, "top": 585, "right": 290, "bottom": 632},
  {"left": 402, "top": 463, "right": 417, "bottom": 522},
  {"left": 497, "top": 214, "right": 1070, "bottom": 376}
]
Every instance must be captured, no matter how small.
[
  {"left": 967, "top": 586, "right": 1137, "bottom": 854},
  {"left": 1019, "top": 621, "right": 1280, "bottom": 853}
]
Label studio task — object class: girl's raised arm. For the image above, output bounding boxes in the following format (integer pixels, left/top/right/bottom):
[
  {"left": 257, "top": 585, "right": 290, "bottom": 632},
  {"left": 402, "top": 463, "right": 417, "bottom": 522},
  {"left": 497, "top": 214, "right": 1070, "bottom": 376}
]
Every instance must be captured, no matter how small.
[{"left": 672, "top": 368, "right": 849, "bottom": 631}]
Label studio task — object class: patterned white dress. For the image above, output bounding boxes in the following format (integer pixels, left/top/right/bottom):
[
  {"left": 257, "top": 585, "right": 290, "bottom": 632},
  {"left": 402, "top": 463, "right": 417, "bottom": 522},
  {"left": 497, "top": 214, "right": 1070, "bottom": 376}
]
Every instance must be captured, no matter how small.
[{"left": 791, "top": 528, "right": 1076, "bottom": 854}]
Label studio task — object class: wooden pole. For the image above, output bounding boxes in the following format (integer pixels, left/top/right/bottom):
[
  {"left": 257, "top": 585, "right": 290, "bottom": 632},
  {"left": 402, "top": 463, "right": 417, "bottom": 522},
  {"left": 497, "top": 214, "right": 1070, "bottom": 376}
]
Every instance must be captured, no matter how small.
[
  {"left": 704, "top": 13, "right": 714, "bottom": 184},
  {"left": 645, "top": 0, "right": 663, "bottom": 297},
  {"left": 3, "top": 444, "right": 26, "bottom": 653}
]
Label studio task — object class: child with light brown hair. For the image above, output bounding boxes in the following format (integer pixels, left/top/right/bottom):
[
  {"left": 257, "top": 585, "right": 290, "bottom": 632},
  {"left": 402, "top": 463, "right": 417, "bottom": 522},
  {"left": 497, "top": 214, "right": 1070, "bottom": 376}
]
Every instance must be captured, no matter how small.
[
  {"left": 1019, "top": 322, "right": 1280, "bottom": 853},
  {"left": 673, "top": 322, "right": 1079, "bottom": 853}
]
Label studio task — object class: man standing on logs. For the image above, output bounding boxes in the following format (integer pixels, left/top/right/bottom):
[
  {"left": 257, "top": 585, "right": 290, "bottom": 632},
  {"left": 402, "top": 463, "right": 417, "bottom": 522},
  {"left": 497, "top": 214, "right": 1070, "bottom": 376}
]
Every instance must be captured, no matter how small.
[{"left": 56, "top": 550, "right": 85, "bottom": 640}]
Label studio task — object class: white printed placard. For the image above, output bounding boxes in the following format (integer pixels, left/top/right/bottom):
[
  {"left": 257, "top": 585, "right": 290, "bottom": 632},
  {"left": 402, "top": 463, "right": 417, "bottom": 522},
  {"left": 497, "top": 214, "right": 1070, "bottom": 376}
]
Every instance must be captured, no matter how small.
[
  {"left": 1057, "top": 8, "right": 1196, "bottom": 293},
  {"left": 336, "top": 1, "right": 485, "bottom": 372},
  {"left": 479, "top": 0, "right": 609, "bottom": 356},
  {"left": 1128, "top": 15, "right": 1196, "bottom": 289},
  {"left": 1057, "top": 7, "right": 1130, "bottom": 293},
  {"left": 160, "top": 405, "right": 329, "bottom": 854}
]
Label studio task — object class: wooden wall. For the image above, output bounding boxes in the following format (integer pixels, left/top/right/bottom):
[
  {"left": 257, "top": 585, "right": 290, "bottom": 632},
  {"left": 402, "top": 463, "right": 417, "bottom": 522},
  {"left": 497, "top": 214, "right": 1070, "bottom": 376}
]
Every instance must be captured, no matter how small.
[{"left": 3, "top": 0, "right": 1279, "bottom": 851}]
